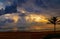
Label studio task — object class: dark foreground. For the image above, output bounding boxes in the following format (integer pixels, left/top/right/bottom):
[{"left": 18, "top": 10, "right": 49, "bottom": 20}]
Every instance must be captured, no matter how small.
[{"left": 0, "top": 31, "right": 60, "bottom": 39}]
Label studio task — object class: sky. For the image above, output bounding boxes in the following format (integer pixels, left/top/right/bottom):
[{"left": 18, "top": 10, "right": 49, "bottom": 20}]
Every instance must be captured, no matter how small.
[
  {"left": 0, "top": 0, "right": 60, "bottom": 16},
  {"left": 18, "top": 0, "right": 60, "bottom": 16},
  {"left": 0, "top": 0, "right": 60, "bottom": 31}
]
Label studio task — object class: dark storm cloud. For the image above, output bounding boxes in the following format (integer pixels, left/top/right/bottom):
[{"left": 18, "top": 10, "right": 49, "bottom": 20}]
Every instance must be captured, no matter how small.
[
  {"left": 35, "top": 0, "right": 60, "bottom": 9},
  {"left": 0, "top": 0, "right": 60, "bottom": 16},
  {"left": 34, "top": 0, "right": 60, "bottom": 16},
  {"left": 17, "top": 0, "right": 27, "bottom": 6},
  {"left": 17, "top": 0, "right": 60, "bottom": 14}
]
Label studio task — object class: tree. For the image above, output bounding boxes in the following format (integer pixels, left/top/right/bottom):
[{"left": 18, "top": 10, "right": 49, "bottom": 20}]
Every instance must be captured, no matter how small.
[{"left": 48, "top": 17, "right": 58, "bottom": 32}]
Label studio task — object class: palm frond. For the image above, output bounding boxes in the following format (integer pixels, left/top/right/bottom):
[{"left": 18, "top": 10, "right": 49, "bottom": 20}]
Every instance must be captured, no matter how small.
[
  {"left": 57, "top": 20, "right": 60, "bottom": 22},
  {"left": 48, "top": 20, "right": 54, "bottom": 24},
  {"left": 48, "top": 17, "right": 58, "bottom": 25}
]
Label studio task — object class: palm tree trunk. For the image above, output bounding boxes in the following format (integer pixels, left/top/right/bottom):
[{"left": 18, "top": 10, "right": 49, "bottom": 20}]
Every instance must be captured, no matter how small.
[{"left": 54, "top": 24, "right": 56, "bottom": 32}]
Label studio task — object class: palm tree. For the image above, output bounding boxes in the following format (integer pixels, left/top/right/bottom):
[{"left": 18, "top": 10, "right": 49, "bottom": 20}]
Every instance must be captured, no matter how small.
[{"left": 48, "top": 17, "right": 58, "bottom": 32}]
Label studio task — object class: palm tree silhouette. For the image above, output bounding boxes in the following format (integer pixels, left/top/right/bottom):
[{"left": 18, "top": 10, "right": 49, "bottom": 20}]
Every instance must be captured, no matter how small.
[{"left": 48, "top": 17, "right": 58, "bottom": 32}]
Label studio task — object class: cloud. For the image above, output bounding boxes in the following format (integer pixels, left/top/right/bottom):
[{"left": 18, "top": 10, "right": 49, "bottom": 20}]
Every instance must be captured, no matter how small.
[
  {"left": 0, "top": 0, "right": 60, "bottom": 31},
  {"left": 0, "top": 0, "right": 60, "bottom": 23},
  {"left": 0, "top": 2, "right": 4, "bottom": 9},
  {"left": 0, "top": 0, "right": 60, "bottom": 17},
  {"left": 15, "top": 0, "right": 60, "bottom": 17}
]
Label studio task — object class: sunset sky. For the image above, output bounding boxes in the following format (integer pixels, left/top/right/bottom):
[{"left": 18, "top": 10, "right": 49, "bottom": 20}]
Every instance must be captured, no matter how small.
[{"left": 0, "top": 0, "right": 60, "bottom": 32}]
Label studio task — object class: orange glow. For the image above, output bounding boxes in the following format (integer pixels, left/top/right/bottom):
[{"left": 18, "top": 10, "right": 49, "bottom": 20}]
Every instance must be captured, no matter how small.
[
  {"left": 25, "top": 14, "right": 48, "bottom": 23},
  {"left": 4, "top": 14, "right": 19, "bottom": 23},
  {"left": 12, "top": 16, "right": 19, "bottom": 23},
  {"left": 20, "top": 8, "right": 26, "bottom": 13},
  {"left": 21, "top": 10, "right": 26, "bottom": 13},
  {"left": 33, "top": 26, "right": 41, "bottom": 30},
  {"left": 12, "top": 27, "right": 18, "bottom": 31},
  {"left": 29, "top": 26, "right": 42, "bottom": 30}
]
